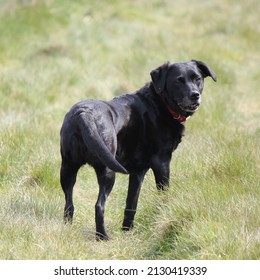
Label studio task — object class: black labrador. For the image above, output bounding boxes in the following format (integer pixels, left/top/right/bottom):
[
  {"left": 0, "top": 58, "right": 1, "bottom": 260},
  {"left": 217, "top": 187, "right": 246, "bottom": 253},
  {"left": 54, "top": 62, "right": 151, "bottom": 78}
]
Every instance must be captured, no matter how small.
[{"left": 60, "top": 60, "right": 216, "bottom": 240}]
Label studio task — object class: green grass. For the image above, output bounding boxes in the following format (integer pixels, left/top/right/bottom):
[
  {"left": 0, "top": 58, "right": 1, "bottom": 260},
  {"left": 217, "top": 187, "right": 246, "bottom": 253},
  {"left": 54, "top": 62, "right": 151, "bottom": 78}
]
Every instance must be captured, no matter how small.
[{"left": 0, "top": 0, "right": 259, "bottom": 259}]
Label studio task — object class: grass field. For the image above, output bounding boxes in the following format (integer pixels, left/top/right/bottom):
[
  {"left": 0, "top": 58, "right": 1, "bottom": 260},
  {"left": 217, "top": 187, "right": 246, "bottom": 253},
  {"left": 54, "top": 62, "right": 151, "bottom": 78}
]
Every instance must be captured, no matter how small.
[{"left": 0, "top": 0, "right": 259, "bottom": 259}]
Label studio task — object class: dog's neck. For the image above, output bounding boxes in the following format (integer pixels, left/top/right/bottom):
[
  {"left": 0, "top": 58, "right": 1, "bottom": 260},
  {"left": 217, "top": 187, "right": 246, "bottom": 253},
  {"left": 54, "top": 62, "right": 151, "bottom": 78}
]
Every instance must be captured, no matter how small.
[
  {"left": 160, "top": 97, "right": 189, "bottom": 124},
  {"left": 150, "top": 83, "right": 192, "bottom": 124}
]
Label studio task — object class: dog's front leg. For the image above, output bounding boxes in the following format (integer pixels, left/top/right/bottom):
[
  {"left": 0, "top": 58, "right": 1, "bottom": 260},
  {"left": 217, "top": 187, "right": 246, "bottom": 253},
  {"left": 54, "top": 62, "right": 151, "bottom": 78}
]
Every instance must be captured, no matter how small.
[
  {"left": 152, "top": 158, "right": 171, "bottom": 191},
  {"left": 122, "top": 169, "right": 148, "bottom": 230}
]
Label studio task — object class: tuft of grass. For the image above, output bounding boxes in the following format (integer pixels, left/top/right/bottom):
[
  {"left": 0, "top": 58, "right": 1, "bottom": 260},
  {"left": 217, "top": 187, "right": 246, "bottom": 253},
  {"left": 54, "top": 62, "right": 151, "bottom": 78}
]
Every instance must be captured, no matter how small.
[{"left": 0, "top": 0, "right": 259, "bottom": 259}]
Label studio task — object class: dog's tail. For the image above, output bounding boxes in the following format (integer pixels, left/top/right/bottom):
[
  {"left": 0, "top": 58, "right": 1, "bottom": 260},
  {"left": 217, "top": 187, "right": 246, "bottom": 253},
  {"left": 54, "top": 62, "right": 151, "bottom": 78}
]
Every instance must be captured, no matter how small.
[{"left": 78, "top": 113, "right": 128, "bottom": 174}]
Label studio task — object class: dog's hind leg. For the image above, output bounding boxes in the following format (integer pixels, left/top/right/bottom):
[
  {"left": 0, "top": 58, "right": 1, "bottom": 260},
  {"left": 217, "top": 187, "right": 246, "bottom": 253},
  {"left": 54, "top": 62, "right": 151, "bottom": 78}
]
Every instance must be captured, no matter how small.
[
  {"left": 95, "top": 167, "right": 115, "bottom": 240},
  {"left": 122, "top": 169, "right": 148, "bottom": 231},
  {"left": 60, "top": 161, "right": 80, "bottom": 223}
]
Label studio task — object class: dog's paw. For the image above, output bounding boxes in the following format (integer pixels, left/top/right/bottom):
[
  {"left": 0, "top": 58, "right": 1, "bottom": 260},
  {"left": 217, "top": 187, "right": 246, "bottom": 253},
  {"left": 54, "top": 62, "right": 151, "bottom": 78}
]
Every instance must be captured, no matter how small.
[
  {"left": 96, "top": 232, "right": 110, "bottom": 241},
  {"left": 121, "top": 223, "right": 134, "bottom": 231}
]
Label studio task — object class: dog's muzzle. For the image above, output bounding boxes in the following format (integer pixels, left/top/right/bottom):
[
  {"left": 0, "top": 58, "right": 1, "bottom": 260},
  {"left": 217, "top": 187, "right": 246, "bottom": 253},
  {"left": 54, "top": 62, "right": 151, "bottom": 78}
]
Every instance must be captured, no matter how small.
[{"left": 178, "top": 91, "right": 201, "bottom": 112}]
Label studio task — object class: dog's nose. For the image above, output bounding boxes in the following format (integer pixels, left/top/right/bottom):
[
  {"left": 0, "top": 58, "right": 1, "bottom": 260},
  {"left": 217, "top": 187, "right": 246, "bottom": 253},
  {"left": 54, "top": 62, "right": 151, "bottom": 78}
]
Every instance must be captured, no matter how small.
[{"left": 190, "top": 91, "right": 200, "bottom": 101}]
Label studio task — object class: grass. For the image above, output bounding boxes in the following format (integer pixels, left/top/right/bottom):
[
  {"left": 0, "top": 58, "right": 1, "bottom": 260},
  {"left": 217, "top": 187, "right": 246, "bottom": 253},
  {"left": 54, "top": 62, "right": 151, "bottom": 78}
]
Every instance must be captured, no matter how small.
[{"left": 0, "top": 0, "right": 259, "bottom": 259}]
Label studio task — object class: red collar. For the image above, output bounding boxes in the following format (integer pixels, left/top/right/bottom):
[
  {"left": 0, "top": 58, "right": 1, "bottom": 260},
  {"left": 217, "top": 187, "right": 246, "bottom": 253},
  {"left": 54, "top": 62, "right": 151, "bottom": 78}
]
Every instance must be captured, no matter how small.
[{"left": 159, "top": 96, "right": 188, "bottom": 124}]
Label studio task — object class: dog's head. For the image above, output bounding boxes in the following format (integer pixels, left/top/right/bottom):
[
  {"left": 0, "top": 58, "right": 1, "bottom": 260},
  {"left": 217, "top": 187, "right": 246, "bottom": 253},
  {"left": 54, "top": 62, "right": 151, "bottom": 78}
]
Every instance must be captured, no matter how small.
[{"left": 150, "top": 60, "right": 217, "bottom": 114}]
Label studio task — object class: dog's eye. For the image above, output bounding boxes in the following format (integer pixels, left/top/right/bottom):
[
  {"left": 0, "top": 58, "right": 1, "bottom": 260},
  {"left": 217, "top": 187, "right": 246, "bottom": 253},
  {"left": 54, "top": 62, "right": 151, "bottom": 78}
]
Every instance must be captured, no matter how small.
[
  {"left": 194, "top": 76, "right": 201, "bottom": 83},
  {"left": 176, "top": 76, "right": 185, "bottom": 84}
]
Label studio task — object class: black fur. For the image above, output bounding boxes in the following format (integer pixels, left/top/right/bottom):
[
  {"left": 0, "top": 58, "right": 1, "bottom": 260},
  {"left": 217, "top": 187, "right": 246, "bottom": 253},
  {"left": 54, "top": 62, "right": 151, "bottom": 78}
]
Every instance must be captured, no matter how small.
[{"left": 60, "top": 60, "right": 216, "bottom": 240}]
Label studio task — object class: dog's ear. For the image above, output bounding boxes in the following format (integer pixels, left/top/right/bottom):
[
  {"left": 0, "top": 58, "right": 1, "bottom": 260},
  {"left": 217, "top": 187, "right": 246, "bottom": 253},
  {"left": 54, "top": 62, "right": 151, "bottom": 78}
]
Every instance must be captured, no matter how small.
[
  {"left": 192, "top": 59, "right": 217, "bottom": 82},
  {"left": 150, "top": 62, "right": 170, "bottom": 94}
]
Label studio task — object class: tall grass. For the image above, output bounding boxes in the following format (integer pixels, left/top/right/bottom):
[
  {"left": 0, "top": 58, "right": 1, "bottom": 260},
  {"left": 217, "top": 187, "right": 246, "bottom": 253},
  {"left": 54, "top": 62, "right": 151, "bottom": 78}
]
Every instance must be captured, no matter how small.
[{"left": 0, "top": 0, "right": 259, "bottom": 259}]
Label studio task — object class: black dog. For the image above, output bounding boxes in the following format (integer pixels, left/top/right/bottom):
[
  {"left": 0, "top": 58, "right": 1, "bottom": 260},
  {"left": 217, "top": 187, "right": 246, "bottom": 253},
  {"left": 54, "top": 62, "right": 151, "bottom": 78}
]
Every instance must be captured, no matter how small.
[{"left": 60, "top": 60, "right": 216, "bottom": 240}]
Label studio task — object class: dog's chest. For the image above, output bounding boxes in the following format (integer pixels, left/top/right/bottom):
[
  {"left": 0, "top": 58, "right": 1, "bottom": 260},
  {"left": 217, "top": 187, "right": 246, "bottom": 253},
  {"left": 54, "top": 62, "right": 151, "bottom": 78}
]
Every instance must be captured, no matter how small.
[{"left": 116, "top": 121, "right": 183, "bottom": 172}]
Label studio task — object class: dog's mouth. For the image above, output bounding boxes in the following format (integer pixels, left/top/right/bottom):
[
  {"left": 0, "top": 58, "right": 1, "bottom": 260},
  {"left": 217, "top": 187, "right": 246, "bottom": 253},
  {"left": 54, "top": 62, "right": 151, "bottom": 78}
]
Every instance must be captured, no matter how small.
[{"left": 178, "top": 102, "right": 200, "bottom": 113}]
